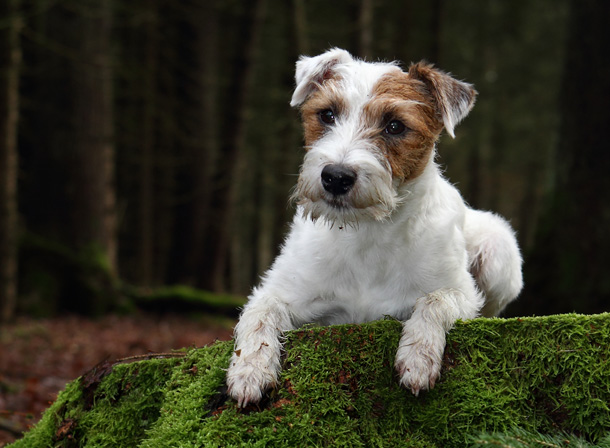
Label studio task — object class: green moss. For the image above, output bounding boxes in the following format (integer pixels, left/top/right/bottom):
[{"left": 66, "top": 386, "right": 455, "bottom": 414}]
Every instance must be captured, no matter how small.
[
  {"left": 471, "top": 428, "right": 610, "bottom": 447},
  {"left": 9, "top": 314, "right": 610, "bottom": 447},
  {"left": 19, "top": 232, "right": 243, "bottom": 317},
  {"left": 11, "top": 356, "right": 184, "bottom": 448},
  {"left": 130, "top": 284, "right": 246, "bottom": 315}
]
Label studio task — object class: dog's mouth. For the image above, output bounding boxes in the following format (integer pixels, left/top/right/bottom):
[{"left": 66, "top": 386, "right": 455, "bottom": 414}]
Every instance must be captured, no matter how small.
[
  {"left": 299, "top": 193, "right": 396, "bottom": 226},
  {"left": 323, "top": 196, "right": 350, "bottom": 210},
  {"left": 293, "top": 164, "right": 400, "bottom": 224}
]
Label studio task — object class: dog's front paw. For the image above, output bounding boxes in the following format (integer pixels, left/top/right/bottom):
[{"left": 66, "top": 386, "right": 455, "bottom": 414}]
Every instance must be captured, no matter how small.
[
  {"left": 226, "top": 349, "right": 278, "bottom": 408},
  {"left": 394, "top": 336, "right": 444, "bottom": 396}
]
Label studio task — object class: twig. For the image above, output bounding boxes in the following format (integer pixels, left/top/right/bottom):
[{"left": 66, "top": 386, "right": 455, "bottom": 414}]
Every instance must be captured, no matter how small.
[{"left": 115, "top": 352, "right": 187, "bottom": 363}]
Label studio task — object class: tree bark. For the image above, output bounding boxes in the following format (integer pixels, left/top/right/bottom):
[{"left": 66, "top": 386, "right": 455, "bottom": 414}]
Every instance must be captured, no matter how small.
[
  {"left": 357, "top": 0, "right": 373, "bottom": 59},
  {"left": 521, "top": 0, "right": 610, "bottom": 315},
  {"left": 69, "top": 0, "right": 118, "bottom": 291},
  {"left": 137, "top": 0, "right": 158, "bottom": 287},
  {"left": 185, "top": 0, "right": 220, "bottom": 287},
  {"left": 0, "top": 0, "right": 22, "bottom": 322},
  {"left": 292, "top": 0, "right": 309, "bottom": 55},
  {"left": 210, "top": 0, "right": 267, "bottom": 292}
]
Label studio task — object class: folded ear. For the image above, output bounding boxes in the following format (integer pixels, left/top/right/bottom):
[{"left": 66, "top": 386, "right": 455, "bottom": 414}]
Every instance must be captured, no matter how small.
[
  {"left": 408, "top": 62, "right": 477, "bottom": 138},
  {"left": 290, "top": 48, "right": 354, "bottom": 107}
]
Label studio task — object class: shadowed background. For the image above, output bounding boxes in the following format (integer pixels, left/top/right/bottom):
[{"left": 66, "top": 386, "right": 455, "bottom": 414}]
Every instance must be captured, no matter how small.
[{"left": 1, "top": 0, "right": 609, "bottom": 322}]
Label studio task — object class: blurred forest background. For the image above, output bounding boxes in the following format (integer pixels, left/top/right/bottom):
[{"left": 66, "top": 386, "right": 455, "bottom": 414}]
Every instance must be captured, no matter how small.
[{"left": 1, "top": 0, "right": 609, "bottom": 323}]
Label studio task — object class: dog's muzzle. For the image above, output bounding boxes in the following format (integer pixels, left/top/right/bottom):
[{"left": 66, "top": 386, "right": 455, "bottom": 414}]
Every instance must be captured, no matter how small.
[{"left": 321, "top": 164, "right": 357, "bottom": 196}]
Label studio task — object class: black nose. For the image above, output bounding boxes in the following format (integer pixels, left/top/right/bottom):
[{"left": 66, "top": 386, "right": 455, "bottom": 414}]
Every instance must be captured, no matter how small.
[{"left": 321, "top": 164, "right": 357, "bottom": 196}]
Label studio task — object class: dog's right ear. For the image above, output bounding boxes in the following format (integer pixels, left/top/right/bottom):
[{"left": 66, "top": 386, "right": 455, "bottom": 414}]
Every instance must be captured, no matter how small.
[{"left": 290, "top": 48, "right": 353, "bottom": 107}]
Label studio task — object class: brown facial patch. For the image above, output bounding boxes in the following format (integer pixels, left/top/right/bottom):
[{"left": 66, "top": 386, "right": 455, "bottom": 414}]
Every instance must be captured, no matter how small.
[
  {"left": 364, "top": 71, "right": 444, "bottom": 182},
  {"left": 299, "top": 80, "right": 347, "bottom": 148}
]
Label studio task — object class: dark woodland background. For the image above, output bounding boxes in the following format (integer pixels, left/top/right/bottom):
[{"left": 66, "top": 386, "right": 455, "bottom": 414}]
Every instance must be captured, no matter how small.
[{"left": 1, "top": 0, "right": 609, "bottom": 323}]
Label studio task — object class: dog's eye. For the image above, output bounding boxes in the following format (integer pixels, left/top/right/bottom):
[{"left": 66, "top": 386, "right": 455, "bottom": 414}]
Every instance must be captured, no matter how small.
[
  {"left": 384, "top": 120, "right": 407, "bottom": 136},
  {"left": 319, "top": 109, "right": 336, "bottom": 125}
]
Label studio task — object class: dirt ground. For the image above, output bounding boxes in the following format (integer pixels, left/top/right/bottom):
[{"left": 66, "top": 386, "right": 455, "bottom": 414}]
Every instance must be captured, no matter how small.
[{"left": 0, "top": 312, "right": 234, "bottom": 446}]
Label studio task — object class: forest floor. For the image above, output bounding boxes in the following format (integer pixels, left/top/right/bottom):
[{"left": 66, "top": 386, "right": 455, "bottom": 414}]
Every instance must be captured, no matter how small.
[{"left": 0, "top": 312, "right": 235, "bottom": 446}]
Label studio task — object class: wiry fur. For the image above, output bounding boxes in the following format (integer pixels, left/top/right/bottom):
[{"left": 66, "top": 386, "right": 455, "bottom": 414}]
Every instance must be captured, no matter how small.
[{"left": 226, "top": 48, "right": 523, "bottom": 407}]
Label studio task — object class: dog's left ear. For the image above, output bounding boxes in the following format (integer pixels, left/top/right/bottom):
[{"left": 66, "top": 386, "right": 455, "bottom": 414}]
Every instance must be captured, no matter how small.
[
  {"left": 290, "top": 48, "right": 354, "bottom": 107},
  {"left": 408, "top": 62, "right": 477, "bottom": 138}
]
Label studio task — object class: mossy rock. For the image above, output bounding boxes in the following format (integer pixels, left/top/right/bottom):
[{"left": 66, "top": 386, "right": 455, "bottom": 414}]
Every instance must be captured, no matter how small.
[{"left": 10, "top": 314, "right": 610, "bottom": 447}]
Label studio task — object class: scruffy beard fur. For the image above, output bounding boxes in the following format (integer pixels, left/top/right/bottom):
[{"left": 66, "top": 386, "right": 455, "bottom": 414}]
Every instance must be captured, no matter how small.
[{"left": 291, "top": 143, "right": 402, "bottom": 226}]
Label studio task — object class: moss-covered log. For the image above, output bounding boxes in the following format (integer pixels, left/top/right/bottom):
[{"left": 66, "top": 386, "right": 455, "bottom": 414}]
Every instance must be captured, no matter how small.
[{"left": 10, "top": 314, "right": 610, "bottom": 447}]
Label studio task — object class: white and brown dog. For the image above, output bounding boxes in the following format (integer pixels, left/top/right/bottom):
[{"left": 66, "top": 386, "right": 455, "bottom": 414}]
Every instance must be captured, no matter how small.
[{"left": 226, "top": 48, "right": 523, "bottom": 407}]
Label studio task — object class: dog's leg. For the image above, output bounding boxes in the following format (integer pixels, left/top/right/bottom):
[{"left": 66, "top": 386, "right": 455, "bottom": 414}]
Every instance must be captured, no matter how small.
[
  {"left": 226, "top": 293, "right": 294, "bottom": 407},
  {"left": 464, "top": 209, "right": 523, "bottom": 317},
  {"left": 395, "top": 287, "right": 480, "bottom": 395}
]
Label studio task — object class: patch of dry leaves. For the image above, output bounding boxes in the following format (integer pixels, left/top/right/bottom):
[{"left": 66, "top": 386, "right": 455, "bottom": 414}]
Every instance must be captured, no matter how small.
[{"left": 0, "top": 313, "right": 233, "bottom": 446}]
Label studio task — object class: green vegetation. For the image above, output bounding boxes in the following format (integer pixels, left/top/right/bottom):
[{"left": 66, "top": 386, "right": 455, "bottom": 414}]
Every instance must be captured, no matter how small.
[
  {"left": 19, "top": 233, "right": 122, "bottom": 317},
  {"left": 472, "top": 428, "right": 610, "bottom": 447},
  {"left": 18, "top": 232, "right": 246, "bottom": 318},
  {"left": 131, "top": 285, "right": 246, "bottom": 316},
  {"left": 10, "top": 314, "right": 610, "bottom": 447}
]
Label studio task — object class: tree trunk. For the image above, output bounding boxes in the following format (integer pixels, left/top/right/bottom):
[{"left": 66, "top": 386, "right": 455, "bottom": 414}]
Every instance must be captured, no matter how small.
[
  {"left": 254, "top": 135, "right": 280, "bottom": 287},
  {"left": 137, "top": 0, "right": 158, "bottom": 288},
  {"left": 292, "top": 0, "right": 309, "bottom": 55},
  {"left": 68, "top": 0, "right": 118, "bottom": 312},
  {"left": 357, "top": 0, "right": 373, "bottom": 59},
  {"left": 0, "top": 0, "right": 22, "bottom": 322},
  {"left": 521, "top": 0, "right": 610, "bottom": 315},
  {"left": 429, "top": 0, "right": 443, "bottom": 63},
  {"left": 210, "top": 0, "right": 267, "bottom": 292},
  {"left": 185, "top": 0, "right": 220, "bottom": 287}
]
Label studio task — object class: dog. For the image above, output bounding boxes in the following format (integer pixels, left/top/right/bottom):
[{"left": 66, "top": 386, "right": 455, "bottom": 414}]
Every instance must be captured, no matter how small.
[{"left": 226, "top": 48, "right": 523, "bottom": 407}]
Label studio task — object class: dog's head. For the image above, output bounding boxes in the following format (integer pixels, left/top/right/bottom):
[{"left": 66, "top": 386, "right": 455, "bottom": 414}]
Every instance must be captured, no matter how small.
[{"left": 290, "top": 48, "right": 476, "bottom": 225}]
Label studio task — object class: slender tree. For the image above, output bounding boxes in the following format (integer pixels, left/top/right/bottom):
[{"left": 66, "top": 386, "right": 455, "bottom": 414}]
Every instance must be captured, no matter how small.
[
  {"left": 210, "top": 0, "right": 267, "bottom": 292},
  {"left": 292, "top": 0, "right": 310, "bottom": 55},
  {"left": 66, "top": 0, "right": 118, "bottom": 312},
  {"left": 0, "top": 0, "right": 22, "bottom": 322},
  {"left": 184, "top": 0, "right": 220, "bottom": 287},
  {"left": 357, "top": 0, "right": 374, "bottom": 59},
  {"left": 522, "top": 0, "right": 610, "bottom": 315},
  {"left": 137, "top": 0, "right": 158, "bottom": 287}
]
